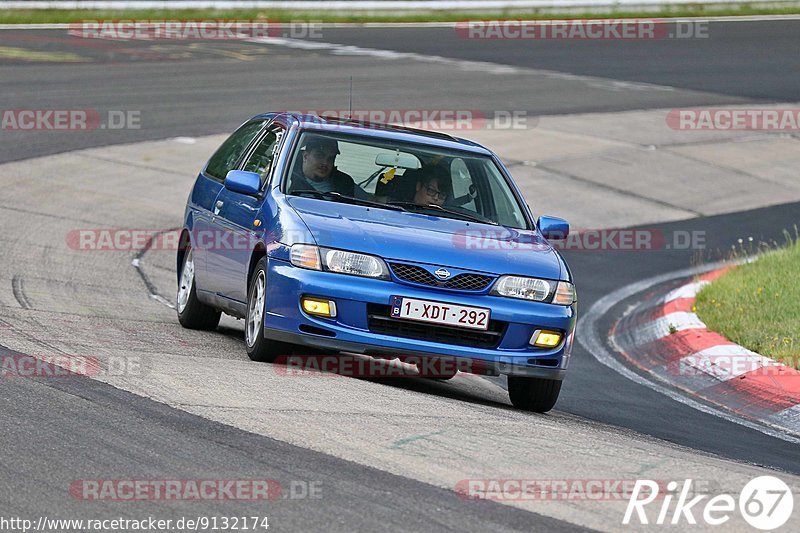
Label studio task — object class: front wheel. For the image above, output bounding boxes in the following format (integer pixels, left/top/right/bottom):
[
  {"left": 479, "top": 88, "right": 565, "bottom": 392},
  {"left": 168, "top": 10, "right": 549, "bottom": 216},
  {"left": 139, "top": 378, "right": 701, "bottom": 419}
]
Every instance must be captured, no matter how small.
[
  {"left": 245, "top": 258, "right": 291, "bottom": 362},
  {"left": 177, "top": 247, "right": 221, "bottom": 330},
  {"left": 507, "top": 376, "right": 562, "bottom": 413}
]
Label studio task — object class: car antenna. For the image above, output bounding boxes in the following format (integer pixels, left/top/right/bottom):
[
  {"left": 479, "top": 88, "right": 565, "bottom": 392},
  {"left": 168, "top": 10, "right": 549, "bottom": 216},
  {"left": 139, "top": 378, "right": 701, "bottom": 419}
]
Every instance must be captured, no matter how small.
[{"left": 347, "top": 76, "right": 353, "bottom": 120}]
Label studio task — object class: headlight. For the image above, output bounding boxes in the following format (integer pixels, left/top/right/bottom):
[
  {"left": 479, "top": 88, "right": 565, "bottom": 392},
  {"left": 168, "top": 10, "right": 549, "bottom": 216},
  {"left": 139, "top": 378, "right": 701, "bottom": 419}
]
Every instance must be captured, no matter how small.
[
  {"left": 492, "top": 275, "right": 576, "bottom": 305},
  {"left": 290, "top": 244, "right": 389, "bottom": 280}
]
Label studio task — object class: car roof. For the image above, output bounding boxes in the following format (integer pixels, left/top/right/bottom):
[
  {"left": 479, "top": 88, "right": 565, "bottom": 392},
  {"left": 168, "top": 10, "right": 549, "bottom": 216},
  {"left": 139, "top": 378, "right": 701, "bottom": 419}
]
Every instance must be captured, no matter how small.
[{"left": 252, "top": 112, "right": 493, "bottom": 156}]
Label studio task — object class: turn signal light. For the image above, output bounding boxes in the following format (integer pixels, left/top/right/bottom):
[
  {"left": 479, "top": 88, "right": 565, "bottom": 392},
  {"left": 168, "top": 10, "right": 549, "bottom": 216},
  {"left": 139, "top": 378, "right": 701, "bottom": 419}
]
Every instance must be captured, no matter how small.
[{"left": 291, "top": 244, "right": 322, "bottom": 270}]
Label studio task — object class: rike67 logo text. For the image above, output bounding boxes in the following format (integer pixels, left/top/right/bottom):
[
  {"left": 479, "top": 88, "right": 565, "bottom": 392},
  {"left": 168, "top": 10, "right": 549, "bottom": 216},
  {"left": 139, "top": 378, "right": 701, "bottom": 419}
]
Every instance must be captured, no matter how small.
[{"left": 624, "top": 476, "right": 793, "bottom": 530}]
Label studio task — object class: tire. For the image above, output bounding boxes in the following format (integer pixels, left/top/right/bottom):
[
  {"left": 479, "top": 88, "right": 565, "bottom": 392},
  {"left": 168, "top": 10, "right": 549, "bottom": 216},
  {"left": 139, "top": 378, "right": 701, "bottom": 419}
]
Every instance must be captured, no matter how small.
[
  {"left": 507, "top": 376, "right": 562, "bottom": 413},
  {"left": 177, "top": 246, "right": 221, "bottom": 330},
  {"left": 245, "top": 257, "right": 291, "bottom": 362}
]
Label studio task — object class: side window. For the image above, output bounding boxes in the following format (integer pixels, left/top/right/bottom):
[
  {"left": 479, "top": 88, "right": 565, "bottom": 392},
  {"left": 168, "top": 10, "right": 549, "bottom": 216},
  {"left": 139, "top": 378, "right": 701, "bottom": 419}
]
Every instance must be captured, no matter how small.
[
  {"left": 243, "top": 127, "right": 284, "bottom": 186},
  {"left": 450, "top": 158, "right": 477, "bottom": 211},
  {"left": 204, "top": 120, "right": 265, "bottom": 180}
]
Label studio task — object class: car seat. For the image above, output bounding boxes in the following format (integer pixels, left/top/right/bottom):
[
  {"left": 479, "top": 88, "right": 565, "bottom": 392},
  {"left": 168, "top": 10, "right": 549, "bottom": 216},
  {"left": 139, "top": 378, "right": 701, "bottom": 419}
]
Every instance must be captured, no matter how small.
[{"left": 375, "top": 168, "right": 419, "bottom": 202}]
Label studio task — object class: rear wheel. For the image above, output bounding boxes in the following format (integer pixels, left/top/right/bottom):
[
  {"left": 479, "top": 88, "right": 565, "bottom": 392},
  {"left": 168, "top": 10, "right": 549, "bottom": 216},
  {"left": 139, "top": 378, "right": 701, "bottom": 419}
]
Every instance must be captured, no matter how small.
[
  {"left": 245, "top": 257, "right": 291, "bottom": 362},
  {"left": 507, "top": 376, "right": 562, "bottom": 413},
  {"left": 177, "top": 247, "right": 221, "bottom": 330}
]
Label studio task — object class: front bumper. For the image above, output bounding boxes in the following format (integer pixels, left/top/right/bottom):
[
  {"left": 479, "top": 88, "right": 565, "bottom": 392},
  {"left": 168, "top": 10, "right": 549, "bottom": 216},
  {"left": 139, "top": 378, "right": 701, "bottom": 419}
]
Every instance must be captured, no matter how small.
[{"left": 264, "top": 259, "right": 577, "bottom": 378}]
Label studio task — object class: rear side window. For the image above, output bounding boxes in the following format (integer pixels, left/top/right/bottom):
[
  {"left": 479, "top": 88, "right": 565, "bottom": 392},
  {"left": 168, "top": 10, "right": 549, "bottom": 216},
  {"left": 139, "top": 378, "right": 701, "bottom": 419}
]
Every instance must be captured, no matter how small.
[{"left": 204, "top": 120, "right": 265, "bottom": 180}]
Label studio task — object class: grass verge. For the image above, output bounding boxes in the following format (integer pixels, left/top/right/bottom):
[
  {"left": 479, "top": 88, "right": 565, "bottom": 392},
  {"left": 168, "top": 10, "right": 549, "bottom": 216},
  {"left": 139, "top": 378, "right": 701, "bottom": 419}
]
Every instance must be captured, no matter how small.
[
  {"left": 695, "top": 233, "right": 800, "bottom": 368},
  {"left": 1, "top": 6, "right": 799, "bottom": 24}
]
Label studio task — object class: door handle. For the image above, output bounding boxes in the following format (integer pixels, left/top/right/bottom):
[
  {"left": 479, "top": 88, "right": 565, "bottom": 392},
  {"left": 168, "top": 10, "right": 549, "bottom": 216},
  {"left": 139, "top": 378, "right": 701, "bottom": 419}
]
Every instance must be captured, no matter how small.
[{"left": 214, "top": 200, "right": 223, "bottom": 215}]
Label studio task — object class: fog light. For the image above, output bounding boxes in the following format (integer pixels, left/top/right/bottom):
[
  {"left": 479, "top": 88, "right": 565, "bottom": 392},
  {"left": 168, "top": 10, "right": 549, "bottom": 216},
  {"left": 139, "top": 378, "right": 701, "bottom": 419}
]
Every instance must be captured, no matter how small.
[
  {"left": 530, "top": 329, "right": 563, "bottom": 348},
  {"left": 302, "top": 297, "right": 337, "bottom": 318}
]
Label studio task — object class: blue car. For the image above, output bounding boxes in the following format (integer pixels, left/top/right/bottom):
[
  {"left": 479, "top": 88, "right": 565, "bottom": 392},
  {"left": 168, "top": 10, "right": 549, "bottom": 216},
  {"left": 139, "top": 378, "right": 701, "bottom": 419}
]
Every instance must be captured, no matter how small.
[{"left": 177, "top": 113, "right": 576, "bottom": 412}]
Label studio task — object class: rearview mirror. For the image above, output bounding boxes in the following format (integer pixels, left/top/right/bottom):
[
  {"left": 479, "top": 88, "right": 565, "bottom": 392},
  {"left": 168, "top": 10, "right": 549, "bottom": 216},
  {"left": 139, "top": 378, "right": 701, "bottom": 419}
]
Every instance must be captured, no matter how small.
[
  {"left": 375, "top": 152, "right": 421, "bottom": 170},
  {"left": 224, "top": 170, "right": 261, "bottom": 196},
  {"left": 538, "top": 216, "right": 569, "bottom": 240}
]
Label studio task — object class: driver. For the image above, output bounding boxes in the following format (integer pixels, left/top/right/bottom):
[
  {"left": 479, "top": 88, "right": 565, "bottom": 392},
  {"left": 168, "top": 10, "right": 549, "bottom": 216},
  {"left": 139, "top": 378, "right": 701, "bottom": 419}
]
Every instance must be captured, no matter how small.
[{"left": 290, "top": 136, "right": 356, "bottom": 196}]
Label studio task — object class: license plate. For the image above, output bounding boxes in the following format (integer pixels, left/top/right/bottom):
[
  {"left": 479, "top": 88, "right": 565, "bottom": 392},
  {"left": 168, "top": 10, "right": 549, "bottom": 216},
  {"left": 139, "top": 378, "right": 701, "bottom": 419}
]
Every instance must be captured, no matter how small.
[{"left": 390, "top": 296, "right": 490, "bottom": 331}]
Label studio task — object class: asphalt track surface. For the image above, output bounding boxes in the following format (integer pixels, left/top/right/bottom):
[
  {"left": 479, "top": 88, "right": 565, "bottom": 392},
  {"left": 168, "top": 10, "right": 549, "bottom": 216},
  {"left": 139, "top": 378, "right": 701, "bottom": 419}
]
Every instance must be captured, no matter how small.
[
  {"left": 9, "top": 20, "right": 800, "bottom": 162},
  {"left": 309, "top": 20, "right": 800, "bottom": 101},
  {"left": 1, "top": 21, "right": 799, "bottom": 530},
  {"left": 1, "top": 356, "right": 580, "bottom": 532}
]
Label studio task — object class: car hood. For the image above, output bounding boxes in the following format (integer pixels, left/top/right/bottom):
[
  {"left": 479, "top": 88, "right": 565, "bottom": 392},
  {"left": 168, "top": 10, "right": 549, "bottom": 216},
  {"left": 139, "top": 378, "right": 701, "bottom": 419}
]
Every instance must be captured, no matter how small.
[{"left": 287, "top": 197, "right": 563, "bottom": 279}]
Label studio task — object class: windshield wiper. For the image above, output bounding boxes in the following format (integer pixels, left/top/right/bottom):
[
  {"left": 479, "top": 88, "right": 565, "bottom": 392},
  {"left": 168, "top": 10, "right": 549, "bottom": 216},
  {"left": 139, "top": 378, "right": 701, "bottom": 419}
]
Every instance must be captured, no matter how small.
[
  {"left": 292, "top": 190, "right": 407, "bottom": 212},
  {"left": 387, "top": 202, "right": 498, "bottom": 225}
]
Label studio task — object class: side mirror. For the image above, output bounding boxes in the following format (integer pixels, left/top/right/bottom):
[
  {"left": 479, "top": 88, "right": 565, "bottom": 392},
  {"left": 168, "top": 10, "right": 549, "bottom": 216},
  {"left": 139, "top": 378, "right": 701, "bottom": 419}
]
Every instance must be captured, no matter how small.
[
  {"left": 224, "top": 170, "right": 261, "bottom": 196},
  {"left": 538, "top": 216, "right": 569, "bottom": 240}
]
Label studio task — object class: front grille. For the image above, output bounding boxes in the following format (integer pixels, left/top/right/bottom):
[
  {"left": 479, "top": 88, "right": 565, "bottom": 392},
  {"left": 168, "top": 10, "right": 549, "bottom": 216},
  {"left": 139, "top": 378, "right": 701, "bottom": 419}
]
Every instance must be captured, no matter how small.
[
  {"left": 367, "top": 304, "right": 506, "bottom": 349},
  {"left": 389, "top": 263, "right": 494, "bottom": 292},
  {"left": 389, "top": 263, "right": 438, "bottom": 287},
  {"left": 445, "top": 273, "right": 492, "bottom": 291}
]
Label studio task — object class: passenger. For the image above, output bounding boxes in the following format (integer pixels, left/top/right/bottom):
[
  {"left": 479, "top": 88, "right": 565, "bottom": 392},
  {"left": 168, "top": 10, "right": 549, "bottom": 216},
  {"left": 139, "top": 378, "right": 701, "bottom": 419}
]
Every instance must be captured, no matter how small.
[
  {"left": 412, "top": 167, "right": 452, "bottom": 207},
  {"left": 290, "top": 136, "right": 356, "bottom": 196}
]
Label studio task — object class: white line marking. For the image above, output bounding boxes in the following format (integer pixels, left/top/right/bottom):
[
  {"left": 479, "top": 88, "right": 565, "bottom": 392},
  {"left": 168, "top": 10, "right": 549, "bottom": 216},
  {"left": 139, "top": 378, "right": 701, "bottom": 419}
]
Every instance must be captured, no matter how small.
[
  {"left": 663, "top": 280, "right": 709, "bottom": 302},
  {"left": 577, "top": 259, "right": 800, "bottom": 444},
  {"left": 680, "top": 345, "right": 774, "bottom": 381},
  {"left": 767, "top": 404, "right": 800, "bottom": 429},
  {"left": 151, "top": 294, "right": 176, "bottom": 309},
  {"left": 654, "top": 311, "right": 707, "bottom": 335},
  {"left": 246, "top": 36, "right": 677, "bottom": 92},
  {"left": 629, "top": 311, "right": 708, "bottom": 343},
  {"left": 248, "top": 36, "right": 519, "bottom": 75},
  {"left": 132, "top": 256, "right": 176, "bottom": 309}
]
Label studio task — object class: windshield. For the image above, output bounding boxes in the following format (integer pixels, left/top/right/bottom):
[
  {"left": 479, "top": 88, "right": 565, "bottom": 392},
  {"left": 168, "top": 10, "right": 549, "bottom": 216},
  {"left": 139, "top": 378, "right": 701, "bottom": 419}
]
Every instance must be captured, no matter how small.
[{"left": 284, "top": 131, "right": 530, "bottom": 229}]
